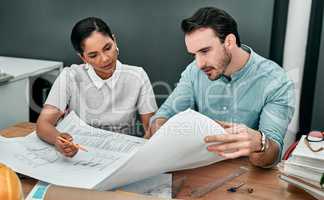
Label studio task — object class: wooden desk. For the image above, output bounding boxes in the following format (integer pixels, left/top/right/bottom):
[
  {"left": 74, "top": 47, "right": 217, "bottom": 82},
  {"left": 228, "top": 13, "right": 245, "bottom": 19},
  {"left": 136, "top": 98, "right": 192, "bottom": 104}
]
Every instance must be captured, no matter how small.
[{"left": 0, "top": 123, "right": 316, "bottom": 200}]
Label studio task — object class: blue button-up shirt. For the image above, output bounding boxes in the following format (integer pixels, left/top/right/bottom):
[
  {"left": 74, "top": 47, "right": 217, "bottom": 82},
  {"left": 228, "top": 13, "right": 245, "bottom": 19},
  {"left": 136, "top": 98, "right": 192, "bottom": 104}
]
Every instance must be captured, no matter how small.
[{"left": 152, "top": 45, "right": 295, "bottom": 165}]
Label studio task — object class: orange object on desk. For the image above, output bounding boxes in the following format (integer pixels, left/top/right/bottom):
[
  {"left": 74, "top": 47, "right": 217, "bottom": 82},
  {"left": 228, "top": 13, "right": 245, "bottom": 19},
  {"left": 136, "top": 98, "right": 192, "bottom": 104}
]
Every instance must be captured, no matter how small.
[{"left": 0, "top": 163, "right": 24, "bottom": 200}]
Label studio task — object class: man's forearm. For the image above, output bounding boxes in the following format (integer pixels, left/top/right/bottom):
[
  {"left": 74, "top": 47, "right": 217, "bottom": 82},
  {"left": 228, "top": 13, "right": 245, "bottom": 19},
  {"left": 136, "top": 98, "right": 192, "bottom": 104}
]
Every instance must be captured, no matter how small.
[{"left": 249, "top": 138, "right": 280, "bottom": 167}]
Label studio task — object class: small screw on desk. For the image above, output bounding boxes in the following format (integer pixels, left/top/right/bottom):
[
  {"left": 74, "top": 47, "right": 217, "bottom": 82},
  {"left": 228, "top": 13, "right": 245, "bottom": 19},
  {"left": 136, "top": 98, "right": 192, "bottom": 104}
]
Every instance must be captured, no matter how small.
[{"left": 247, "top": 188, "right": 254, "bottom": 193}]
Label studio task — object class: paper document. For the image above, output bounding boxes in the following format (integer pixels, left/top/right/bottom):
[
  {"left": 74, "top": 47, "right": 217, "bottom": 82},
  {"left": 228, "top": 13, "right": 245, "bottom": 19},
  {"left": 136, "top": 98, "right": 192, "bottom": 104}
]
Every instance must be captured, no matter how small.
[
  {"left": 26, "top": 174, "right": 172, "bottom": 200},
  {"left": 0, "top": 109, "right": 225, "bottom": 190},
  {"left": 119, "top": 173, "right": 172, "bottom": 198}
]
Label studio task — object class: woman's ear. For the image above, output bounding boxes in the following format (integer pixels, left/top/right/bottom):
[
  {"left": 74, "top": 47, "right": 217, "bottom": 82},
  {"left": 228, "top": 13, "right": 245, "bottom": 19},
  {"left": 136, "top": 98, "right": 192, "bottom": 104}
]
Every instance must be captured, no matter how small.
[
  {"left": 78, "top": 53, "right": 87, "bottom": 64},
  {"left": 112, "top": 34, "right": 119, "bottom": 55},
  {"left": 113, "top": 34, "right": 118, "bottom": 46}
]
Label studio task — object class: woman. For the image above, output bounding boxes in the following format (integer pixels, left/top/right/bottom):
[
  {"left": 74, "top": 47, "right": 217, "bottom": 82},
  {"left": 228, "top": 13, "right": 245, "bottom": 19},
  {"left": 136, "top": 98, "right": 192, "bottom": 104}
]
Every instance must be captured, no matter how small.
[{"left": 36, "top": 17, "right": 157, "bottom": 157}]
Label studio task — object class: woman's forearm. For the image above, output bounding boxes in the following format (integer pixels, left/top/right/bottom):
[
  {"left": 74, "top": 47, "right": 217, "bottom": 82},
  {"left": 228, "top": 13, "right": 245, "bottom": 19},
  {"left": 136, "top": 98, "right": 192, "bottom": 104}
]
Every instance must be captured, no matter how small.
[
  {"left": 140, "top": 112, "right": 155, "bottom": 138},
  {"left": 36, "top": 119, "right": 61, "bottom": 144},
  {"left": 36, "top": 105, "right": 64, "bottom": 144}
]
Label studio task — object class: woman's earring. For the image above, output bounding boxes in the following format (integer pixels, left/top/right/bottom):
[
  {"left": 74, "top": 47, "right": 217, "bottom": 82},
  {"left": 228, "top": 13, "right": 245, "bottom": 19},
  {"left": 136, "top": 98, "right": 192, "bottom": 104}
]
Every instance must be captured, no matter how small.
[{"left": 116, "top": 47, "right": 119, "bottom": 55}]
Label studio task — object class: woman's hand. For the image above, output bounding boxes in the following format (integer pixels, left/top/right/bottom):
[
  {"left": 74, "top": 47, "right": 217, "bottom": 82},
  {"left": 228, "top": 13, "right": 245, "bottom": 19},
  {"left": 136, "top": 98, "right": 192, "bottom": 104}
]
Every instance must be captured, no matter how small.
[
  {"left": 54, "top": 133, "right": 78, "bottom": 157},
  {"left": 146, "top": 117, "right": 168, "bottom": 139}
]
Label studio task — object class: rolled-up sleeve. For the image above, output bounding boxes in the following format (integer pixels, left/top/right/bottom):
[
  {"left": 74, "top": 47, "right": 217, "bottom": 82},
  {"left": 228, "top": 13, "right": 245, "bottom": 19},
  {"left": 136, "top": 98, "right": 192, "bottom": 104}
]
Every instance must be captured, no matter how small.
[
  {"left": 44, "top": 68, "right": 71, "bottom": 112},
  {"left": 150, "top": 64, "right": 196, "bottom": 124},
  {"left": 258, "top": 75, "right": 295, "bottom": 167}
]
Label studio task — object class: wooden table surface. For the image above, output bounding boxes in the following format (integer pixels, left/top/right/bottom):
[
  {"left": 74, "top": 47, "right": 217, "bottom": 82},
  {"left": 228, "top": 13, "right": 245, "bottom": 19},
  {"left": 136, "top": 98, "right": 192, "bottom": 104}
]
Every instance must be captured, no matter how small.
[{"left": 0, "top": 122, "right": 316, "bottom": 200}]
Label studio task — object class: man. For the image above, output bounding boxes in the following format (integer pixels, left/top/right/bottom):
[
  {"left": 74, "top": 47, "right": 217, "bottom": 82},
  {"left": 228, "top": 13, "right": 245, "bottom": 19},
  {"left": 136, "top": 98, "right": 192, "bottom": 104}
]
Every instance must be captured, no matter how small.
[{"left": 149, "top": 7, "right": 295, "bottom": 167}]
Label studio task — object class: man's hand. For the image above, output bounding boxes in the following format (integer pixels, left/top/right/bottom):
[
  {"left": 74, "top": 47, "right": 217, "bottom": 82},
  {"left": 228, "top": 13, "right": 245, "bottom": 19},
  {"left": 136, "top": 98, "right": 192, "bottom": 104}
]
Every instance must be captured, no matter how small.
[
  {"left": 146, "top": 118, "right": 168, "bottom": 139},
  {"left": 204, "top": 122, "right": 262, "bottom": 159},
  {"left": 54, "top": 133, "right": 78, "bottom": 157}
]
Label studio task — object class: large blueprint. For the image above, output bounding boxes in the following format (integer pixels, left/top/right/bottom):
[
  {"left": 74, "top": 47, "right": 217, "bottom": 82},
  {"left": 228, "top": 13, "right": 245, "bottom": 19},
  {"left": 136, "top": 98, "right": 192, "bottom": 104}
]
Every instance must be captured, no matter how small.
[{"left": 0, "top": 109, "right": 225, "bottom": 190}]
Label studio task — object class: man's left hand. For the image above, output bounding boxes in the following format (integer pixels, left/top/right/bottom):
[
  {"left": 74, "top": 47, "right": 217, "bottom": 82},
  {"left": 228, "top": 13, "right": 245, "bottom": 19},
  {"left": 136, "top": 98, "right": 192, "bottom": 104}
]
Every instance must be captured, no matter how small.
[{"left": 204, "top": 122, "right": 262, "bottom": 159}]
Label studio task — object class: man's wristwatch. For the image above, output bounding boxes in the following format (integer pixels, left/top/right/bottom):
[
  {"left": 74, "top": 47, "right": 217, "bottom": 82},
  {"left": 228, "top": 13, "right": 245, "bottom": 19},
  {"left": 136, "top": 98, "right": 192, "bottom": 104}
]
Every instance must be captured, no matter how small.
[{"left": 256, "top": 131, "right": 267, "bottom": 153}]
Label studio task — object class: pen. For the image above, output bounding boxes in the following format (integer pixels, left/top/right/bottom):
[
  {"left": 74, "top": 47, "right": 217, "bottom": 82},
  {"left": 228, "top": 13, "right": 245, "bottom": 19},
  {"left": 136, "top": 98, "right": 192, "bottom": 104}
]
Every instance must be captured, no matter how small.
[{"left": 57, "top": 136, "right": 88, "bottom": 152}]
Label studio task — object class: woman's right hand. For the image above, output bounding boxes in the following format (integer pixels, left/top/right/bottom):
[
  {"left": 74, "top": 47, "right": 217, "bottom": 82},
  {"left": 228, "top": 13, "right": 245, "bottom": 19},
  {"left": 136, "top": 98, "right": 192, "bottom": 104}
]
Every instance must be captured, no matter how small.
[
  {"left": 147, "top": 117, "right": 167, "bottom": 139},
  {"left": 54, "top": 133, "right": 78, "bottom": 157}
]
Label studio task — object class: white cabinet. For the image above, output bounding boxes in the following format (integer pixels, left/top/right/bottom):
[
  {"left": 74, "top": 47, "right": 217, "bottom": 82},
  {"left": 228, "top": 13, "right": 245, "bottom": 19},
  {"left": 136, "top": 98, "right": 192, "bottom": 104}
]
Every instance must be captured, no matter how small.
[{"left": 0, "top": 56, "right": 63, "bottom": 129}]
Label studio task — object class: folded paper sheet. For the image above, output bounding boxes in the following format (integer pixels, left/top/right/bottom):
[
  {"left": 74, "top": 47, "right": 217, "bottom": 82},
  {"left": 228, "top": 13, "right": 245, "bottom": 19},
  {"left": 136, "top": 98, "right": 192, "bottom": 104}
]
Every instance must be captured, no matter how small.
[{"left": 0, "top": 109, "right": 225, "bottom": 190}]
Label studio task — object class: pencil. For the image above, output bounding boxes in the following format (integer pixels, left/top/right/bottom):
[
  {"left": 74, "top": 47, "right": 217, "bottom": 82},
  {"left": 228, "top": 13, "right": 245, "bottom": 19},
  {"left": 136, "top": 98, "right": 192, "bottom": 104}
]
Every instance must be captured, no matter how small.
[{"left": 57, "top": 136, "right": 88, "bottom": 152}]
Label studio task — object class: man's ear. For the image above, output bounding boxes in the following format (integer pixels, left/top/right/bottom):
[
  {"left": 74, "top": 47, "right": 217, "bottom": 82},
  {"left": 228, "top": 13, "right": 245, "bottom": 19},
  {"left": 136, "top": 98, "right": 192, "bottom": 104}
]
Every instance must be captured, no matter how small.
[{"left": 224, "top": 34, "right": 237, "bottom": 49}]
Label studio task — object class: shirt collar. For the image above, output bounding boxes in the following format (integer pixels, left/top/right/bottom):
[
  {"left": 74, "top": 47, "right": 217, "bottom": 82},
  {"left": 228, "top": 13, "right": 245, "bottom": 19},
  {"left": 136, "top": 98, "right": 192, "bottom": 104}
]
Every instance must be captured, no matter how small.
[
  {"left": 87, "top": 60, "right": 122, "bottom": 89},
  {"left": 221, "top": 44, "right": 255, "bottom": 83}
]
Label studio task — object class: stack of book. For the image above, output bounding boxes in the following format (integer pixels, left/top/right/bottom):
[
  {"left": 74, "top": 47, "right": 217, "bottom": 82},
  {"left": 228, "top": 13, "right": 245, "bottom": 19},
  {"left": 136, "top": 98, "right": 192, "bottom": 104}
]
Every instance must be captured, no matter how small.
[{"left": 280, "top": 135, "right": 324, "bottom": 200}]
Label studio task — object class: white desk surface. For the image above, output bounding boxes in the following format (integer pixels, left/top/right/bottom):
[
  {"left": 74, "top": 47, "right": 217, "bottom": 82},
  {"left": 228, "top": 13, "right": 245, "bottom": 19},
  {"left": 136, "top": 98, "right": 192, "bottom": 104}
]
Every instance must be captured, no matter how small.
[{"left": 0, "top": 56, "right": 63, "bottom": 81}]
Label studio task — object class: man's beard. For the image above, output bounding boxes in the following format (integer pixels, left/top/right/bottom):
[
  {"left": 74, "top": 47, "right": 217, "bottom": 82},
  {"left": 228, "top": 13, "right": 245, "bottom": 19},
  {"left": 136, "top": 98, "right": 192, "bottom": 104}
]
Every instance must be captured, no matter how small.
[{"left": 207, "top": 47, "right": 231, "bottom": 81}]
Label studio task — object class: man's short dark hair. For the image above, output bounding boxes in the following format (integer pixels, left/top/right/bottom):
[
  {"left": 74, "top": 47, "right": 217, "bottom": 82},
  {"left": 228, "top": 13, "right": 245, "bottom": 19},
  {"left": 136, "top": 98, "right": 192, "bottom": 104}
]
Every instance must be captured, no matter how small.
[{"left": 181, "top": 7, "right": 241, "bottom": 47}]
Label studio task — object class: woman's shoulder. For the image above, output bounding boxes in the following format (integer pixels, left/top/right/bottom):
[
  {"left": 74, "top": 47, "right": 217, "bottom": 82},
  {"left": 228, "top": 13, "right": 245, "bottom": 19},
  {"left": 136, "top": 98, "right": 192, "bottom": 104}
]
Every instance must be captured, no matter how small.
[
  {"left": 56, "top": 64, "right": 88, "bottom": 82},
  {"left": 121, "top": 63, "right": 143, "bottom": 70},
  {"left": 68, "top": 63, "right": 88, "bottom": 72},
  {"left": 60, "top": 63, "right": 87, "bottom": 72},
  {"left": 119, "top": 63, "right": 148, "bottom": 77},
  {"left": 63, "top": 63, "right": 88, "bottom": 74}
]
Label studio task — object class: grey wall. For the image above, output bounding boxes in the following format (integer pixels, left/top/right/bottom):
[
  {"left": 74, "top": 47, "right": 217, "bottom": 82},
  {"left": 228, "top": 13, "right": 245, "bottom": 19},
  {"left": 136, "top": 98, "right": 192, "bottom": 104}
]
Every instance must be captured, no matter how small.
[
  {"left": 0, "top": 0, "right": 275, "bottom": 105},
  {"left": 311, "top": 9, "right": 324, "bottom": 130}
]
